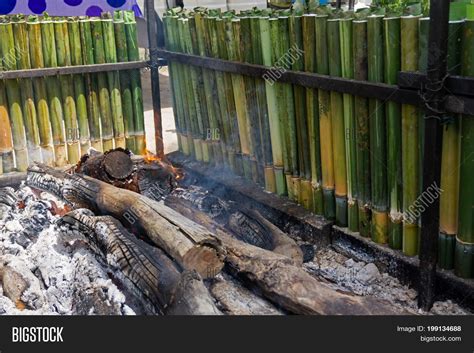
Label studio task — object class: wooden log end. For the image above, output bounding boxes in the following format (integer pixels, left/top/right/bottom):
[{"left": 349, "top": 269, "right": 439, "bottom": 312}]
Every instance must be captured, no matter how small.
[{"left": 182, "top": 244, "right": 225, "bottom": 279}]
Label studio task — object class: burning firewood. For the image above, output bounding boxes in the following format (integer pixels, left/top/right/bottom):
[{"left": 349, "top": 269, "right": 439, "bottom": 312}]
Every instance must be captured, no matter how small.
[
  {"left": 27, "top": 164, "right": 225, "bottom": 279},
  {"left": 58, "top": 209, "right": 221, "bottom": 315},
  {"left": 164, "top": 196, "right": 408, "bottom": 315},
  {"left": 75, "top": 148, "right": 179, "bottom": 200}
]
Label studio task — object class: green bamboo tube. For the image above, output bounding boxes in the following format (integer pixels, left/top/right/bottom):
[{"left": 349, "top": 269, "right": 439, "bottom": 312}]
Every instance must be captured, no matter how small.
[
  {"left": 327, "top": 18, "right": 347, "bottom": 227},
  {"left": 178, "top": 17, "right": 200, "bottom": 160},
  {"left": 290, "top": 14, "right": 311, "bottom": 209},
  {"left": 68, "top": 17, "right": 90, "bottom": 156},
  {"left": 40, "top": 17, "right": 68, "bottom": 166},
  {"left": 384, "top": 16, "right": 403, "bottom": 249},
  {"left": 263, "top": 16, "right": 285, "bottom": 195},
  {"left": 251, "top": 15, "right": 275, "bottom": 192},
  {"left": 91, "top": 18, "right": 114, "bottom": 152},
  {"left": 12, "top": 16, "right": 42, "bottom": 165},
  {"left": 456, "top": 16, "right": 474, "bottom": 278},
  {"left": 195, "top": 12, "right": 218, "bottom": 165},
  {"left": 241, "top": 16, "right": 262, "bottom": 184},
  {"left": 353, "top": 19, "right": 371, "bottom": 238},
  {"left": 27, "top": 16, "right": 55, "bottom": 166},
  {"left": 0, "top": 19, "right": 28, "bottom": 171},
  {"left": 182, "top": 17, "right": 205, "bottom": 162},
  {"left": 102, "top": 13, "right": 125, "bottom": 150},
  {"left": 79, "top": 17, "right": 102, "bottom": 152},
  {"left": 340, "top": 17, "right": 358, "bottom": 232},
  {"left": 54, "top": 18, "right": 81, "bottom": 164},
  {"left": 303, "top": 14, "right": 323, "bottom": 214},
  {"left": 315, "top": 15, "right": 335, "bottom": 220},
  {"left": 209, "top": 16, "right": 236, "bottom": 168},
  {"left": 401, "top": 15, "right": 421, "bottom": 256},
  {"left": 114, "top": 11, "right": 135, "bottom": 153},
  {"left": 124, "top": 11, "right": 146, "bottom": 155},
  {"left": 0, "top": 80, "right": 14, "bottom": 173},
  {"left": 226, "top": 18, "right": 253, "bottom": 179},
  {"left": 163, "top": 14, "right": 185, "bottom": 154},
  {"left": 438, "top": 19, "right": 463, "bottom": 270},
  {"left": 367, "top": 15, "right": 388, "bottom": 244},
  {"left": 277, "top": 16, "right": 298, "bottom": 200},
  {"left": 169, "top": 15, "right": 192, "bottom": 156}
]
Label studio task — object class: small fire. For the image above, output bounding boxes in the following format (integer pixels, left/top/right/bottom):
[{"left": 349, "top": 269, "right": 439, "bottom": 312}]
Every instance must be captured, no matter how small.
[{"left": 144, "top": 150, "right": 184, "bottom": 181}]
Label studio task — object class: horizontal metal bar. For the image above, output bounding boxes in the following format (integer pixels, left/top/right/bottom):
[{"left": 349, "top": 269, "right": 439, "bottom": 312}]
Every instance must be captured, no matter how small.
[
  {"left": 0, "top": 61, "right": 148, "bottom": 80},
  {"left": 399, "top": 71, "right": 474, "bottom": 98},
  {"left": 158, "top": 49, "right": 421, "bottom": 106}
]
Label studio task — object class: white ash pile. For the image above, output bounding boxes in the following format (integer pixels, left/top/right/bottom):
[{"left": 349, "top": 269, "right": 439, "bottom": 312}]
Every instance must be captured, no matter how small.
[{"left": 0, "top": 186, "right": 134, "bottom": 315}]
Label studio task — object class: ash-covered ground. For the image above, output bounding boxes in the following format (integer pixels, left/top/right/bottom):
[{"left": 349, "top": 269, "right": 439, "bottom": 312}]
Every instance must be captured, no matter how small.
[{"left": 0, "top": 185, "right": 134, "bottom": 315}]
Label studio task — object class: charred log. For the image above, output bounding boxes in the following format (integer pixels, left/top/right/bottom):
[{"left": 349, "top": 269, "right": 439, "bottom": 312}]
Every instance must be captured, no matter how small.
[
  {"left": 27, "top": 164, "right": 225, "bottom": 279},
  {"left": 165, "top": 196, "right": 408, "bottom": 315},
  {"left": 58, "top": 209, "right": 180, "bottom": 314}
]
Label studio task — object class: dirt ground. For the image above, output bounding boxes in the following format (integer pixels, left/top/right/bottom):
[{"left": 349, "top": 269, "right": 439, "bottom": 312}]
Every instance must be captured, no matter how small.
[{"left": 141, "top": 67, "right": 178, "bottom": 155}]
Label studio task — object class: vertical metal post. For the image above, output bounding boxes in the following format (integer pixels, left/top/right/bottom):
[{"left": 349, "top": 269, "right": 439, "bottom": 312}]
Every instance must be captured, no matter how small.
[
  {"left": 146, "top": 0, "right": 165, "bottom": 157},
  {"left": 418, "top": 0, "right": 451, "bottom": 311}
]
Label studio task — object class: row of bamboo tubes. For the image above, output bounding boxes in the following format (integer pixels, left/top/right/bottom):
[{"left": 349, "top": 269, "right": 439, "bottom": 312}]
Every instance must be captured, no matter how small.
[
  {"left": 163, "top": 3, "right": 473, "bottom": 279},
  {"left": 0, "top": 11, "right": 146, "bottom": 174}
]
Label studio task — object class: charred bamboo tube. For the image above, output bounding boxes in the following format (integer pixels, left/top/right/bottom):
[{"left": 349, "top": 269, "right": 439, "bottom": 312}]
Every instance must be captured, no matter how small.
[
  {"left": 226, "top": 18, "right": 253, "bottom": 180},
  {"left": 303, "top": 14, "right": 323, "bottom": 214},
  {"left": 114, "top": 11, "right": 136, "bottom": 153},
  {"left": 0, "top": 19, "right": 29, "bottom": 171},
  {"left": 124, "top": 11, "right": 146, "bottom": 155},
  {"left": 102, "top": 13, "right": 126, "bottom": 149},
  {"left": 367, "top": 15, "right": 388, "bottom": 244},
  {"left": 340, "top": 17, "right": 358, "bottom": 232},
  {"left": 91, "top": 18, "right": 115, "bottom": 152},
  {"left": 68, "top": 17, "right": 90, "bottom": 156},
  {"left": 37, "top": 17, "right": 68, "bottom": 166},
  {"left": 251, "top": 15, "right": 275, "bottom": 191},
  {"left": 0, "top": 80, "right": 14, "bottom": 173},
  {"left": 401, "top": 15, "right": 421, "bottom": 256},
  {"left": 54, "top": 18, "right": 80, "bottom": 164},
  {"left": 384, "top": 16, "right": 402, "bottom": 249},
  {"left": 315, "top": 15, "right": 335, "bottom": 220},
  {"left": 456, "top": 16, "right": 474, "bottom": 278},
  {"left": 278, "top": 16, "right": 298, "bottom": 200},
  {"left": 241, "top": 16, "right": 262, "bottom": 184},
  {"left": 27, "top": 17, "right": 54, "bottom": 166},
  {"left": 12, "top": 16, "right": 42, "bottom": 165},
  {"left": 262, "top": 16, "right": 285, "bottom": 194},
  {"left": 438, "top": 19, "right": 463, "bottom": 270},
  {"left": 353, "top": 19, "right": 371, "bottom": 238},
  {"left": 290, "top": 14, "right": 311, "bottom": 209},
  {"left": 79, "top": 17, "right": 102, "bottom": 152},
  {"left": 327, "top": 18, "right": 347, "bottom": 227}
]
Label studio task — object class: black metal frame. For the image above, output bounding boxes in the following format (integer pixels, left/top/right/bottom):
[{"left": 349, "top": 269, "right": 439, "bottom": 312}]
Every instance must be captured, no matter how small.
[{"left": 156, "top": 0, "right": 466, "bottom": 310}]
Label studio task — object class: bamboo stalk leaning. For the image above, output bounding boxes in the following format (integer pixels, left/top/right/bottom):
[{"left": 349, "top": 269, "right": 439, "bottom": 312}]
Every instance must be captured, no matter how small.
[
  {"left": 54, "top": 17, "right": 81, "bottom": 164},
  {"left": 68, "top": 16, "right": 90, "bottom": 156},
  {"left": 438, "top": 18, "right": 463, "bottom": 270},
  {"left": 384, "top": 15, "right": 402, "bottom": 249},
  {"left": 12, "top": 15, "right": 42, "bottom": 165},
  {"left": 401, "top": 15, "right": 421, "bottom": 256},
  {"left": 124, "top": 10, "right": 146, "bottom": 155},
  {"left": 353, "top": 18, "right": 371, "bottom": 237},
  {"left": 0, "top": 78, "right": 14, "bottom": 174},
  {"left": 0, "top": 17, "right": 29, "bottom": 171},
  {"left": 78, "top": 17, "right": 102, "bottom": 152},
  {"left": 327, "top": 17, "right": 347, "bottom": 227}
]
